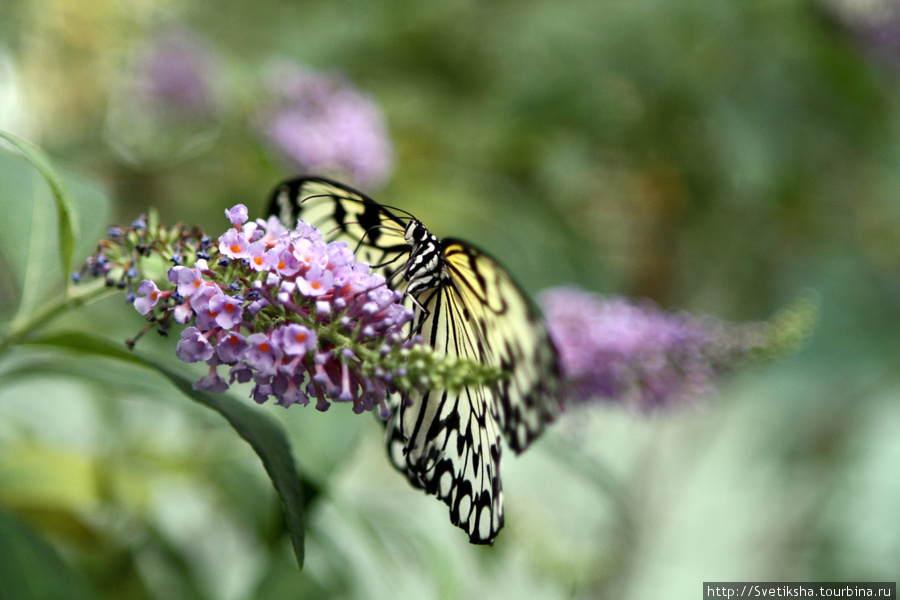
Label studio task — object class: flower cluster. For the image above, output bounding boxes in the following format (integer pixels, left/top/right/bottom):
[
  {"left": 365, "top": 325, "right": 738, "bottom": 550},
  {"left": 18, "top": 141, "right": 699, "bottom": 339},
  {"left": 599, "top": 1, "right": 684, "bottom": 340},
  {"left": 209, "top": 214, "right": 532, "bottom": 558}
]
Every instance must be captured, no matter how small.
[
  {"left": 254, "top": 62, "right": 394, "bottom": 190},
  {"left": 540, "top": 287, "right": 816, "bottom": 411},
  {"left": 78, "top": 205, "right": 503, "bottom": 415},
  {"left": 74, "top": 212, "right": 182, "bottom": 302},
  {"left": 132, "top": 205, "right": 418, "bottom": 413},
  {"left": 130, "top": 26, "right": 222, "bottom": 122}
]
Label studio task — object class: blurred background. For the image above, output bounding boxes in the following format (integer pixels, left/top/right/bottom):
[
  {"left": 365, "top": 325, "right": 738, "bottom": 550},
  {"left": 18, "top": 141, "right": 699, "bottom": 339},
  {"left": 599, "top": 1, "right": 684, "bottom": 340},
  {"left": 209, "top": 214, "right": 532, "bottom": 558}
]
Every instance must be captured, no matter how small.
[{"left": 1, "top": 0, "right": 899, "bottom": 598}]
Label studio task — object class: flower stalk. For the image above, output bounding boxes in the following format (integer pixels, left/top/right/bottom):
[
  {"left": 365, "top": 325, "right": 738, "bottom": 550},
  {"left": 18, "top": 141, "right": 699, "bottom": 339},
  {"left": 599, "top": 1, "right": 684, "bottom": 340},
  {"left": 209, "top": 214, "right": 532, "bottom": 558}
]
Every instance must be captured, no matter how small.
[{"left": 0, "top": 278, "right": 115, "bottom": 354}]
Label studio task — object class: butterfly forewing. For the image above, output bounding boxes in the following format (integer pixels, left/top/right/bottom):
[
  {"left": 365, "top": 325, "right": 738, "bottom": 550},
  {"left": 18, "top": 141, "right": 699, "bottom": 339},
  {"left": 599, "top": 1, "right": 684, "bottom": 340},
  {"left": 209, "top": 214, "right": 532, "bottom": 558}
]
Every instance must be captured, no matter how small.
[{"left": 268, "top": 177, "right": 409, "bottom": 279}]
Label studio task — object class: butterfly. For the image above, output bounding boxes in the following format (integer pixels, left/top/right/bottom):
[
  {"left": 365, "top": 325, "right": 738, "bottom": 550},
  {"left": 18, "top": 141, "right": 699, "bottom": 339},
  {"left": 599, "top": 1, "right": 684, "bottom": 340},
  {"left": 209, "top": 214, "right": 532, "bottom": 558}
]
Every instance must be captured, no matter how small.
[{"left": 268, "top": 176, "right": 562, "bottom": 544}]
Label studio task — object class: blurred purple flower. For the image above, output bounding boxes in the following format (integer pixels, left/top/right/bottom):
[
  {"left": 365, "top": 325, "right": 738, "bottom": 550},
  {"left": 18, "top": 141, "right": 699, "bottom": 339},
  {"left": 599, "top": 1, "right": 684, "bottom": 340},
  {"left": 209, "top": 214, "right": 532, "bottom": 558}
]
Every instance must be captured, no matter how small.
[
  {"left": 255, "top": 62, "right": 394, "bottom": 190},
  {"left": 132, "top": 27, "right": 221, "bottom": 121},
  {"left": 105, "top": 26, "right": 223, "bottom": 165},
  {"left": 539, "top": 287, "right": 791, "bottom": 411},
  {"left": 826, "top": 0, "right": 900, "bottom": 66}
]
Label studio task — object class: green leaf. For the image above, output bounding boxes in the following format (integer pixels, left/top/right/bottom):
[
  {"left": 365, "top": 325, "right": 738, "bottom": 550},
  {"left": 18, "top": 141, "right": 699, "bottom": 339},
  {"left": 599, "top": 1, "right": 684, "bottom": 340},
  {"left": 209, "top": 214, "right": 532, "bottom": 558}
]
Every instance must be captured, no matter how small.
[
  {"left": 0, "top": 506, "right": 98, "bottom": 600},
  {"left": 26, "top": 332, "right": 307, "bottom": 570},
  {"left": 0, "top": 130, "right": 78, "bottom": 287}
]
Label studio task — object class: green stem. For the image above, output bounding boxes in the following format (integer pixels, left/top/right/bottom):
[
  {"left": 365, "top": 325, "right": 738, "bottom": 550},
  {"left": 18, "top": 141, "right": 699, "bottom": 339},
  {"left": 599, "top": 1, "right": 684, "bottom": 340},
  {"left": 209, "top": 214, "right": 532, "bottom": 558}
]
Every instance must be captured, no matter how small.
[{"left": 0, "top": 280, "right": 116, "bottom": 354}]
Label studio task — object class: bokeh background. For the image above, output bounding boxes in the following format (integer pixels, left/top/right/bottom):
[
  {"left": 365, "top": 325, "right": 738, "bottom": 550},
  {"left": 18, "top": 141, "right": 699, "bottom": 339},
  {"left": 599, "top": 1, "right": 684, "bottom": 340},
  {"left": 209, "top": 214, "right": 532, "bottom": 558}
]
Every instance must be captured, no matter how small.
[{"left": 1, "top": 0, "right": 899, "bottom": 598}]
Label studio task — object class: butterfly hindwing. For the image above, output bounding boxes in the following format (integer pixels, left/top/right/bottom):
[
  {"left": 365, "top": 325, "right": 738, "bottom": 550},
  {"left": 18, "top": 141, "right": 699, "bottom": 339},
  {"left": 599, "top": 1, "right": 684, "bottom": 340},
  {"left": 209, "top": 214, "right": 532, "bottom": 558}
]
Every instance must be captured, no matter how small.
[
  {"left": 386, "top": 240, "right": 561, "bottom": 544},
  {"left": 387, "top": 277, "right": 506, "bottom": 544}
]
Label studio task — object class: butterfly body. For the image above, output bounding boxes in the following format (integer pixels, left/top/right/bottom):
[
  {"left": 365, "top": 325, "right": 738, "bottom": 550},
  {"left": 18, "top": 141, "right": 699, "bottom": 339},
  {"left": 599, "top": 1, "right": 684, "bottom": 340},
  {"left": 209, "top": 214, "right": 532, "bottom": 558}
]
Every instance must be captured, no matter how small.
[
  {"left": 268, "top": 177, "right": 561, "bottom": 544},
  {"left": 402, "top": 221, "right": 445, "bottom": 295}
]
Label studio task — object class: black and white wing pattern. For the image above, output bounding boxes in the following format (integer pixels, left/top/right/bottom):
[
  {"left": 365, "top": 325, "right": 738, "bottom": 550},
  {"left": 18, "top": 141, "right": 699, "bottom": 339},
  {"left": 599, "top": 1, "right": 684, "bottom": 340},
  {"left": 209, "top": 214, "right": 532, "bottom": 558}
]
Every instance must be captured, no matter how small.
[
  {"left": 268, "top": 176, "right": 562, "bottom": 544},
  {"left": 269, "top": 177, "right": 410, "bottom": 279}
]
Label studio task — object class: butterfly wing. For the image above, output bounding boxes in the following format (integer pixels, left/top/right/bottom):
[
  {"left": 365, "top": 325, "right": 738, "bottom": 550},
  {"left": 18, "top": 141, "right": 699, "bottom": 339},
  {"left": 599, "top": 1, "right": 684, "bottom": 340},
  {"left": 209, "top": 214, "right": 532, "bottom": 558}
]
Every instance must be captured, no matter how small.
[
  {"left": 386, "top": 281, "right": 505, "bottom": 544},
  {"left": 268, "top": 177, "right": 562, "bottom": 545},
  {"left": 267, "top": 177, "right": 410, "bottom": 279},
  {"left": 387, "top": 239, "right": 562, "bottom": 544},
  {"left": 442, "top": 241, "right": 562, "bottom": 453}
]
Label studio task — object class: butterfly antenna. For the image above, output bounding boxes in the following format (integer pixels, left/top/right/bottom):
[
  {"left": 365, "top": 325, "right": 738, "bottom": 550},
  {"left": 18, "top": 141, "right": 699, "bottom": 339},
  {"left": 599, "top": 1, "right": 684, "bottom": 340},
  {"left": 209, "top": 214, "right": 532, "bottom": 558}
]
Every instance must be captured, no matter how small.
[
  {"left": 344, "top": 220, "right": 407, "bottom": 254},
  {"left": 368, "top": 223, "right": 406, "bottom": 237},
  {"left": 375, "top": 202, "right": 417, "bottom": 222}
]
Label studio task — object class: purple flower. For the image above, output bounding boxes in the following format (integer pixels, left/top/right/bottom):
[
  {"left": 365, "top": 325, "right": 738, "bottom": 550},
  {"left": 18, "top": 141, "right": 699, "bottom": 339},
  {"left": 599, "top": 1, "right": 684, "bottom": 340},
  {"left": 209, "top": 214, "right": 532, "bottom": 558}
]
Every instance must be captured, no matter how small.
[
  {"left": 217, "top": 331, "right": 250, "bottom": 363},
  {"left": 131, "top": 27, "right": 221, "bottom": 121},
  {"left": 230, "top": 363, "right": 254, "bottom": 384},
  {"left": 326, "top": 241, "right": 354, "bottom": 268},
  {"left": 195, "top": 369, "right": 229, "bottom": 392},
  {"left": 265, "top": 245, "right": 301, "bottom": 276},
  {"left": 169, "top": 265, "right": 207, "bottom": 299},
  {"left": 275, "top": 324, "right": 317, "bottom": 356},
  {"left": 102, "top": 27, "right": 223, "bottom": 166},
  {"left": 209, "top": 291, "right": 244, "bottom": 329},
  {"left": 245, "top": 241, "right": 270, "bottom": 272},
  {"left": 245, "top": 333, "right": 283, "bottom": 371},
  {"left": 254, "top": 62, "right": 394, "bottom": 190},
  {"left": 176, "top": 327, "right": 215, "bottom": 363},
  {"left": 189, "top": 284, "right": 218, "bottom": 314},
  {"left": 275, "top": 377, "right": 310, "bottom": 408},
  {"left": 292, "top": 237, "right": 328, "bottom": 272},
  {"left": 225, "top": 204, "right": 249, "bottom": 228},
  {"left": 539, "top": 287, "right": 759, "bottom": 411},
  {"left": 173, "top": 299, "right": 195, "bottom": 324},
  {"left": 106, "top": 203, "right": 420, "bottom": 415},
  {"left": 297, "top": 266, "right": 334, "bottom": 297},
  {"left": 219, "top": 229, "right": 249, "bottom": 260},
  {"left": 134, "top": 280, "right": 163, "bottom": 314}
]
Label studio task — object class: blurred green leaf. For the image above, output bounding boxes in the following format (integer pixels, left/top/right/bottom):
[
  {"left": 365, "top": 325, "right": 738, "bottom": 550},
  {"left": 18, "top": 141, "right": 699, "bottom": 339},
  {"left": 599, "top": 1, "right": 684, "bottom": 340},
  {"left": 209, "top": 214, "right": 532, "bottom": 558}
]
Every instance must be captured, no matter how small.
[
  {"left": 0, "top": 131, "right": 78, "bottom": 289},
  {"left": 26, "top": 332, "right": 307, "bottom": 570},
  {"left": 0, "top": 506, "right": 98, "bottom": 600},
  {"left": 0, "top": 137, "right": 110, "bottom": 327}
]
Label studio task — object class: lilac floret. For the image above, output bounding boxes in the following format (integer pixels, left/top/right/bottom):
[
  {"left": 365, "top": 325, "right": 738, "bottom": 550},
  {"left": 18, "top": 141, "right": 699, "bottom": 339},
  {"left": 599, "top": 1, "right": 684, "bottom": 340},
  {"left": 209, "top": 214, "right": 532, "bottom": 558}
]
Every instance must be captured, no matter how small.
[
  {"left": 194, "top": 370, "right": 229, "bottom": 392},
  {"left": 244, "top": 333, "right": 283, "bottom": 371},
  {"left": 225, "top": 204, "right": 249, "bottom": 228},
  {"left": 209, "top": 291, "right": 243, "bottom": 329},
  {"left": 275, "top": 323, "right": 317, "bottom": 356},
  {"left": 219, "top": 228, "right": 249, "bottom": 259},
  {"left": 175, "top": 327, "right": 215, "bottom": 363},
  {"left": 134, "top": 280, "right": 162, "bottom": 314},
  {"left": 216, "top": 331, "right": 249, "bottom": 363},
  {"left": 296, "top": 267, "right": 334, "bottom": 297},
  {"left": 169, "top": 265, "right": 207, "bottom": 299}
]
